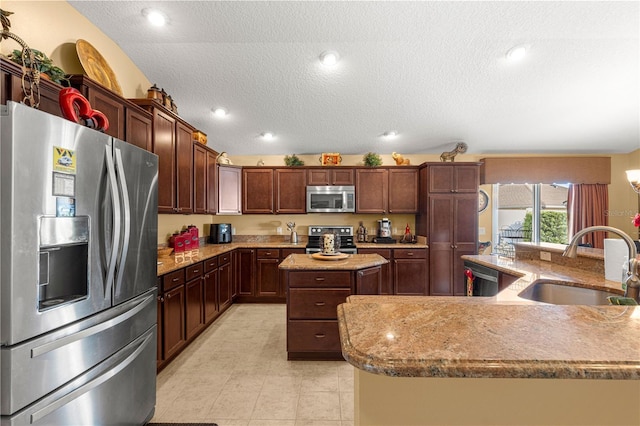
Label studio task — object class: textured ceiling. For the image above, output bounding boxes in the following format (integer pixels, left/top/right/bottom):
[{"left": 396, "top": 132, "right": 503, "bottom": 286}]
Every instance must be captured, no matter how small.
[{"left": 68, "top": 1, "right": 639, "bottom": 156}]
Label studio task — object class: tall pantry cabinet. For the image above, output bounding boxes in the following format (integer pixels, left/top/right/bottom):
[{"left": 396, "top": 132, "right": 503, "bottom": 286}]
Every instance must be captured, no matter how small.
[{"left": 416, "top": 163, "right": 480, "bottom": 296}]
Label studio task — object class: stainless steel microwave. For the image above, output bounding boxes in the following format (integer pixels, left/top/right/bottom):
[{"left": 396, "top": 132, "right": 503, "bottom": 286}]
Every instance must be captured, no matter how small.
[{"left": 306, "top": 185, "right": 355, "bottom": 213}]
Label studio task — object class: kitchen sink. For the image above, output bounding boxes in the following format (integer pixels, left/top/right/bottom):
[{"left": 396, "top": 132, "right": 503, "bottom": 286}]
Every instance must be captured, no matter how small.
[{"left": 517, "top": 281, "right": 621, "bottom": 305}]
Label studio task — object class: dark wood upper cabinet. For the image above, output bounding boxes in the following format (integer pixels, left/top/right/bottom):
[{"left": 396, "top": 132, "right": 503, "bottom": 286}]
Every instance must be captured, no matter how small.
[
  {"left": 275, "top": 168, "right": 307, "bottom": 214},
  {"left": 70, "top": 74, "right": 152, "bottom": 150},
  {"left": 388, "top": 168, "right": 418, "bottom": 213},
  {"left": 428, "top": 163, "right": 479, "bottom": 193},
  {"left": 131, "top": 99, "right": 196, "bottom": 213},
  {"left": 194, "top": 143, "right": 219, "bottom": 214},
  {"left": 1, "top": 58, "right": 63, "bottom": 119},
  {"left": 243, "top": 168, "right": 274, "bottom": 214},
  {"left": 307, "top": 168, "right": 354, "bottom": 186},
  {"left": 355, "top": 168, "right": 389, "bottom": 214}
]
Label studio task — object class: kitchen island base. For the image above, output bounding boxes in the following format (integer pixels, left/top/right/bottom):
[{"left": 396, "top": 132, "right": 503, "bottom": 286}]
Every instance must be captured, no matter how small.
[{"left": 355, "top": 370, "right": 640, "bottom": 426}]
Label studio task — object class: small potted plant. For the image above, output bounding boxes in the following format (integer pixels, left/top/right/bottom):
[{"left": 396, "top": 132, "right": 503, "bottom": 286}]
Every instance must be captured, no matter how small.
[
  {"left": 363, "top": 152, "right": 382, "bottom": 167},
  {"left": 7, "top": 49, "right": 69, "bottom": 85},
  {"left": 284, "top": 154, "right": 304, "bottom": 166}
]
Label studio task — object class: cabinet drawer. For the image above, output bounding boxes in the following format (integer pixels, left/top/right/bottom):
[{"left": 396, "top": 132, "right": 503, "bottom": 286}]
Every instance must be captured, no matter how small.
[
  {"left": 203, "top": 256, "right": 218, "bottom": 272},
  {"left": 219, "top": 252, "right": 232, "bottom": 265},
  {"left": 185, "top": 262, "right": 204, "bottom": 281},
  {"left": 287, "top": 320, "right": 341, "bottom": 352},
  {"left": 358, "top": 248, "right": 391, "bottom": 259},
  {"left": 162, "top": 269, "right": 185, "bottom": 291},
  {"left": 289, "top": 289, "right": 350, "bottom": 319},
  {"left": 288, "top": 271, "right": 352, "bottom": 288},
  {"left": 393, "top": 249, "right": 427, "bottom": 259},
  {"left": 257, "top": 248, "right": 280, "bottom": 259}
]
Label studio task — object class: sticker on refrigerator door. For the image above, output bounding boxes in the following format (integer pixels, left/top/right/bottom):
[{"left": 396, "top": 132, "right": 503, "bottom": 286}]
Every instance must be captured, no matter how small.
[
  {"left": 53, "top": 146, "right": 76, "bottom": 173},
  {"left": 52, "top": 172, "right": 76, "bottom": 197},
  {"left": 56, "top": 197, "right": 76, "bottom": 217}
]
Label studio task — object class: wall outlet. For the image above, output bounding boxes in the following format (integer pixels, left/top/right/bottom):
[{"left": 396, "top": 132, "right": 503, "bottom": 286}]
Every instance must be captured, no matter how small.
[
  {"left": 276, "top": 227, "right": 282, "bottom": 235},
  {"left": 232, "top": 227, "right": 236, "bottom": 235},
  {"left": 478, "top": 227, "right": 486, "bottom": 236},
  {"left": 540, "top": 251, "right": 552, "bottom": 261}
]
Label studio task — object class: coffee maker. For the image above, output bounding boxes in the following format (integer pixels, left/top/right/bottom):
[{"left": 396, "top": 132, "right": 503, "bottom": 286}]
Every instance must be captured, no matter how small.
[
  {"left": 209, "top": 223, "right": 232, "bottom": 244},
  {"left": 377, "top": 218, "right": 392, "bottom": 238}
]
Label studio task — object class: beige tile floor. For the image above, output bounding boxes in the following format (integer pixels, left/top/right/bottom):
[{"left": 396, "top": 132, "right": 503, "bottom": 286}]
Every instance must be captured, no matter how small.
[{"left": 152, "top": 304, "right": 355, "bottom": 426}]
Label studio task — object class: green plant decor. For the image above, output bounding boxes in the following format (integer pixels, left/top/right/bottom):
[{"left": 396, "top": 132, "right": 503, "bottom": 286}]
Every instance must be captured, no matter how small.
[
  {"left": 284, "top": 154, "right": 304, "bottom": 166},
  {"left": 363, "top": 152, "right": 382, "bottom": 167},
  {"left": 8, "top": 49, "right": 69, "bottom": 85}
]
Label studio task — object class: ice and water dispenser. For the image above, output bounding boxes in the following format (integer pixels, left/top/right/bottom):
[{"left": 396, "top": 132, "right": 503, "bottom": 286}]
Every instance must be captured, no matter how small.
[{"left": 38, "top": 216, "right": 90, "bottom": 310}]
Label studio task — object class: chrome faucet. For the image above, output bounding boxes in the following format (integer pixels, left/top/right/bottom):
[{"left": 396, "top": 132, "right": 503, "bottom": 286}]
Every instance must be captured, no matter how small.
[{"left": 563, "top": 226, "right": 639, "bottom": 302}]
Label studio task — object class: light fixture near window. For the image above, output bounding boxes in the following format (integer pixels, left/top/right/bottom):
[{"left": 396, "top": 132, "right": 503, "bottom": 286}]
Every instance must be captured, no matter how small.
[{"left": 626, "top": 169, "right": 640, "bottom": 194}]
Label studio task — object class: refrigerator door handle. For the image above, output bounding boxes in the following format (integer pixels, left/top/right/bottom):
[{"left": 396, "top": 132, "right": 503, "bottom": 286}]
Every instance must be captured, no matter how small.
[
  {"left": 29, "top": 331, "right": 153, "bottom": 424},
  {"left": 113, "top": 147, "right": 131, "bottom": 296},
  {"left": 104, "top": 145, "right": 121, "bottom": 299}
]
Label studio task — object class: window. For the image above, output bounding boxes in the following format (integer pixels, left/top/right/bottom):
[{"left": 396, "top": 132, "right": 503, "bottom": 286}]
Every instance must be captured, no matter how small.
[{"left": 492, "top": 183, "right": 569, "bottom": 257}]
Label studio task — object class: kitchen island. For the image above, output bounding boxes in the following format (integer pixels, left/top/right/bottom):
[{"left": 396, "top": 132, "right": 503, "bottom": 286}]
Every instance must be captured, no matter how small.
[
  {"left": 337, "top": 254, "right": 640, "bottom": 425},
  {"left": 280, "top": 253, "right": 388, "bottom": 360}
]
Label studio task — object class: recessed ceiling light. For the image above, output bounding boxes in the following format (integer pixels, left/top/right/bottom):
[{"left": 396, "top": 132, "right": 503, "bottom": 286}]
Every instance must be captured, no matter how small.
[
  {"left": 261, "top": 132, "right": 275, "bottom": 140},
  {"left": 506, "top": 45, "right": 527, "bottom": 61},
  {"left": 319, "top": 50, "right": 340, "bottom": 67},
  {"left": 143, "top": 9, "right": 167, "bottom": 26},
  {"left": 383, "top": 131, "right": 398, "bottom": 139},
  {"left": 213, "top": 108, "right": 228, "bottom": 118}
]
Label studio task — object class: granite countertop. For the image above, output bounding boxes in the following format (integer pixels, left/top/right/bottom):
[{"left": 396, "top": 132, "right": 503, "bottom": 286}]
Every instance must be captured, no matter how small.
[
  {"left": 338, "top": 254, "right": 640, "bottom": 380},
  {"left": 157, "top": 241, "right": 424, "bottom": 276},
  {"left": 157, "top": 242, "right": 306, "bottom": 275},
  {"left": 278, "top": 253, "right": 388, "bottom": 270}
]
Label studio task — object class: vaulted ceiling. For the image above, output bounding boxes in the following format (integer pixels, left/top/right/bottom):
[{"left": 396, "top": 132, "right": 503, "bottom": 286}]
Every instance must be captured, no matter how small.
[{"left": 69, "top": 1, "right": 639, "bottom": 156}]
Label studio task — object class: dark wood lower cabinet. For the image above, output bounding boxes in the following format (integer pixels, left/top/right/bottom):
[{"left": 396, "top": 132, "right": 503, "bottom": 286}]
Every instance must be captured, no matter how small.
[
  {"left": 357, "top": 248, "right": 392, "bottom": 294},
  {"left": 394, "top": 249, "right": 428, "bottom": 296},
  {"left": 162, "top": 285, "right": 185, "bottom": 361},
  {"left": 185, "top": 277, "right": 204, "bottom": 341},
  {"left": 218, "top": 253, "right": 233, "bottom": 311}
]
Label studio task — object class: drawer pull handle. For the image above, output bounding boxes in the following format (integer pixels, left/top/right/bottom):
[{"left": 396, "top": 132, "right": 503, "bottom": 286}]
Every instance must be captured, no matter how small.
[
  {"left": 265, "top": 252, "right": 271, "bottom": 255},
  {"left": 314, "top": 333, "right": 326, "bottom": 339},
  {"left": 315, "top": 277, "right": 325, "bottom": 281},
  {"left": 315, "top": 302, "right": 326, "bottom": 306},
  {"left": 407, "top": 253, "right": 414, "bottom": 256},
  {"left": 172, "top": 277, "right": 179, "bottom": 282},
  {"left": 193, "top": 269, "right": 199, "bottom": 273}
]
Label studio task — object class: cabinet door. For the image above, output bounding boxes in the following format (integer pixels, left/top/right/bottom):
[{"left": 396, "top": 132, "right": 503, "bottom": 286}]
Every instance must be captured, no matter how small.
[
  {"left": 203, "top": 268, "right": 219, "bottom": 324},
  {"left": 87, "top": 88, "right": 125, "bottom": 139},
  {"left": 275, "top": 168, "right": 307, "bottom": 214},
  {"left": 243, "top": 168, "right": 274, "bottom": 213},
  {"left": 175, "top": 120, "right": 194, "bottom": 213},
  {"left": 357, "top": 248, "right": 392, "bottom": 294},
  {"left": 332, "top": 169, "right": 355, "bottom": 185},
  {"left": 356, "top": 266, "right": 382, "bottom": 295},
  {"left": 307, "top": 169, "right": 331, "bottom": 185},
  {"left": 452, "top": 194, "right": 478, "bottom": 295},
  {"left": 355, "top": 169, "right": 388, "bottom": 213},
  {"left": 218, "top": 260, "right": 233, "bottom": 311},
  {"left": 453, "top": 165, "right": 480, "bottom": 193},
  {"left": 428, "top": 165, "right": 455, "bottom": 193},
  {"left": 256, "top": 258, "right": 281, "bottom": 297},
  {"left": 394, "top": 250, "right": 428, "bottom": 296},
  {"left": 125, "top": 107, "right": 152, "bottom": 151},
  {"left": 153, "top": 109, "right": 176, "bottom": 213},
  {"left": 388, "top": 168, "right": 418, "bottom": 213},
  {"left": 206, "top": 150, "right": 218, "bottom": 213},
  {"left": 218, "top": 165, "right": 242, "bottom": 214},
  {"left": 428, "top": 195, "right": 455, "bottom": 295},
  {"left": 193, "top": 144, "right": 208, "bottom": 214},
  {"left": 185, "top": 278, "right": 204, "bottom": 340},
  {"left": 236, "top": 249, "right": 256, "bottom": 296},
  {"left": 163, "top": 285, "right": 185, "bottom": 360},
  {"left": 156, "top": 280, "right": 163, "bottom": 366}
]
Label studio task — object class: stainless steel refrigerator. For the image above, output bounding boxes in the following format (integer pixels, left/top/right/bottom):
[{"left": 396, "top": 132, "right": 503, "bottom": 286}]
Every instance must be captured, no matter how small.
[{"left": 0, "top": 101, "right": 158, "bottom": 425}]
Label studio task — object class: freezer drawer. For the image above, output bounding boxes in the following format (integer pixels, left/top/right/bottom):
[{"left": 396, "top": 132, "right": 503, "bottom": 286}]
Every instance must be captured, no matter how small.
[
  {"left": 1, "top": 326, "right": 156, "bottom": 426},
  {"left": 1, "top": 289, "right": 156, "bottom": 415}
]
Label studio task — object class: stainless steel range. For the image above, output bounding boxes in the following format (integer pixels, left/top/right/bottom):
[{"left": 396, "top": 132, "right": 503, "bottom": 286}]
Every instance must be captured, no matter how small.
[{"left": 305, "top": 226, "right": 357, "bottom": 254}]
